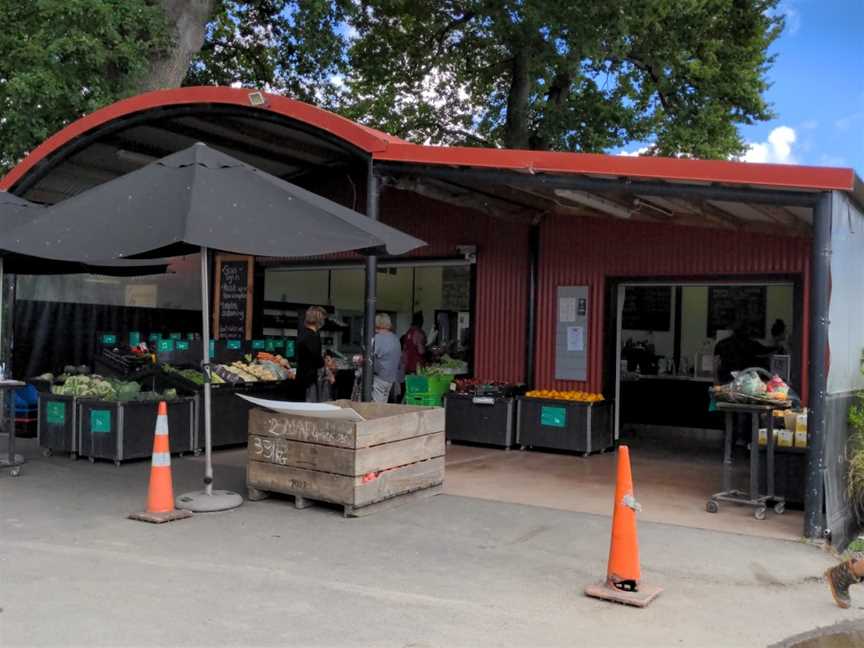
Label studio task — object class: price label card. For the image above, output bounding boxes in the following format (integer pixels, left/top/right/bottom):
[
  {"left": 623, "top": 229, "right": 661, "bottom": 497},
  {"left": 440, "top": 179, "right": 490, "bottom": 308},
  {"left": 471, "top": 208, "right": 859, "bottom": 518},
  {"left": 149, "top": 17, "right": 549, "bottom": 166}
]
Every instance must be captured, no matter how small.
[
  {"left": 157, "top": 339, "right": 175, "bottom": 353},
  {"left": 251, "top": 340, "right": 266, "bottom": 350},
  {"left": 101, "top": 334, "right": 117, "bottom": 345},
  {"left": 472, "top": 397, "right": 495, "bottom": 406},
  {"left": 128, "top": 331, "right": 141, "bottom": 347},
  {"left": 176, "top": 340, "right": 190, "bottom": 351},
  {"left": 209, "top": 340, "right": 216, "bottom": 357},
  {"left": 271, "top": 339, "right": 285, "bottom": 349},
  {"left": 265, "top": 339, "right": 275, "bottom": 352},
  {"left": 540, "top": 406, "right": 567, "bottom": 428},
  {"left": 46, "top": 401, "right": 66, "bottom": 425},
  {"left": 187, "top": 333, "right": 196, "bottom": 341},
  {"left": 227, "top": 340, "right": 243, "bottom": 350},
  {"left": 91, "top": 409, "right": 112, "bottom": 433},
  {"left": 169, "top": 332, "right": 182, "bottom": 340},
  {"left": 284, "top": 340, "right": 296, "bottom": 358},
  {"left": 148, "top": 333, "right": 160, "bottom": 343}
]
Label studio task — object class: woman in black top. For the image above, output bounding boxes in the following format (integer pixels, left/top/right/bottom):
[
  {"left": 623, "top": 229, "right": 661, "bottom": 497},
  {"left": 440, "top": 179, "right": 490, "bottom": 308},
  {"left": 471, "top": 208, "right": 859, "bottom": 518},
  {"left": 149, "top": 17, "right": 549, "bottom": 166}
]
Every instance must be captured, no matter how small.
[{"left": 296, "top": 306, "right": 327, "bottom": 402}]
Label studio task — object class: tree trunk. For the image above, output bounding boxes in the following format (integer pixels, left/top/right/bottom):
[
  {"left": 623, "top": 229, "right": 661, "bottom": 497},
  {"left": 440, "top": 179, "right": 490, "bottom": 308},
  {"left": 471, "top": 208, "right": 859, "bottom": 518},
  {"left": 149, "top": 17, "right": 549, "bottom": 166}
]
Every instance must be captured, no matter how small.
[
  {"left": 503, "top": 48, "right": 531, "bottom": 149},
  {"left": 136, "top": 0, "right": 216, "bottom": 93}
]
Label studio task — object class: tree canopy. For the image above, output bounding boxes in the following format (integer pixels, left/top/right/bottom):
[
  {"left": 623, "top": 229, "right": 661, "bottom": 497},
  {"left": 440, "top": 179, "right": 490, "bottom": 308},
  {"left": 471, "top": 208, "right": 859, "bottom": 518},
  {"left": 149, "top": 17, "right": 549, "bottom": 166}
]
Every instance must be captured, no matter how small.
[
  {"left": 0, "top": 0, "right": 784, "bottom": 176},
  {"left": 0, "top": 0, "right": 169, "bottom": 173}
]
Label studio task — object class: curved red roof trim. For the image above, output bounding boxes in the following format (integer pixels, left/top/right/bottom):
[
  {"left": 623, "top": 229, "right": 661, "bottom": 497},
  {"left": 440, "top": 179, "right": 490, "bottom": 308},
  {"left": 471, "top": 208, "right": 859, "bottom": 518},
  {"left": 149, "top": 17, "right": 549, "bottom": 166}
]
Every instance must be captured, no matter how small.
[
  {"left": 1, "top": 85, "right": 860, "bottom": 199},
  {"left": 0, "top": 86, "right": 403, "bottom": 191},
  {"left": 374, "top": 143, "right": 858, "bottom": 193}
]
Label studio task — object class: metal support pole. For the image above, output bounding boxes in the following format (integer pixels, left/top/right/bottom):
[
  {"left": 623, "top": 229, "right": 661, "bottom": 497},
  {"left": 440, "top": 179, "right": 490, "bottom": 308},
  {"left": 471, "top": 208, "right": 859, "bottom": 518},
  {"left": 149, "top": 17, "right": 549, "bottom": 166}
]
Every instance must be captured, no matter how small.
[
  {"left": 524, "top": 222, "right": 540, "bottom": 388},
  {"left": 804, "top": 191, "right": 832, "bottom": 539},
  {"left": 362, "top": 164, "right": 380, "bottom": 401},
  {"left": 200, "top": 246, "right": 214, "bottom": 496}
]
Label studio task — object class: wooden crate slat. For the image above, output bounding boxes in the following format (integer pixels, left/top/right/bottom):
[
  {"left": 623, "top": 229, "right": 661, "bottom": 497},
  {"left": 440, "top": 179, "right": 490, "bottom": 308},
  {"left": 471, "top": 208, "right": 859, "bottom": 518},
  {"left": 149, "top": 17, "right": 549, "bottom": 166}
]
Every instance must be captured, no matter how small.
[
  {"left": 247, "top": 460, "right": 354, "bottom": 504},
  {"left": 355, "top": 432, "right": 445, "bottom": 476},
  {"left": 353, "top": 456, "right": 445, "bottom": 507},
  {"left": 248, "top": 408, "right": 357, "bottom": 448}
]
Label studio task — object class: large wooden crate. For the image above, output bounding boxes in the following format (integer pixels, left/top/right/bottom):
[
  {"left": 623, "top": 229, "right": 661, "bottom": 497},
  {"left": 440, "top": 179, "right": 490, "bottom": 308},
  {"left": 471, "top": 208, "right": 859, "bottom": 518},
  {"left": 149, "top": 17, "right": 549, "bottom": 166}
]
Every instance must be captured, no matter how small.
[{"left": 246, "top": 400, "right": 445, "bottom": 517}]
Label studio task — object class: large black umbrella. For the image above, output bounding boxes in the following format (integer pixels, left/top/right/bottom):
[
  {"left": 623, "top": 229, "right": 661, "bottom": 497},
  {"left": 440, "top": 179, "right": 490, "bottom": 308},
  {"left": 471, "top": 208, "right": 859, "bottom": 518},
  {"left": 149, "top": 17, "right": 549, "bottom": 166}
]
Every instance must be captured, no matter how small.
[
  {"left": 0, "top": 192, "right": 168, "bottom": 275},
  {"left": 5, "top": 144, "right": 425, "bottom": 512}
]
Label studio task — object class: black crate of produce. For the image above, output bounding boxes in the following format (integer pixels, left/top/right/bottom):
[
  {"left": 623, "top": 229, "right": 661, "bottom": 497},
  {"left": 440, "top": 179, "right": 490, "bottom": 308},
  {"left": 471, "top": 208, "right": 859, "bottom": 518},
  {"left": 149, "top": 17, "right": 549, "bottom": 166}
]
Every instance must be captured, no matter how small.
[
  {"left": 516, "top": 398, "right": 613, "bottom": 455},
  {"left": 193, "top": 382, "right": 286, "bottom": 450},
  {"left": 444, "top": 393, "right": 517, "bottom": 448},
  {"left": 78, "top": 398, "right": 195, "bottom": 464},
  {"left": 37, "top": 394, "right": 78, "bottom": 457}
]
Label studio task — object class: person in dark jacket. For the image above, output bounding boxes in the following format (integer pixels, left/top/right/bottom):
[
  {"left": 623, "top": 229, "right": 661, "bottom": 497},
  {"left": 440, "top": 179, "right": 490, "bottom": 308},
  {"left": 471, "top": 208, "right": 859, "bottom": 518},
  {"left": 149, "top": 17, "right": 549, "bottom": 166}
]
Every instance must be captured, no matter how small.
[{"left": 296, "top": 306, "right": 328, "bottom": 402}]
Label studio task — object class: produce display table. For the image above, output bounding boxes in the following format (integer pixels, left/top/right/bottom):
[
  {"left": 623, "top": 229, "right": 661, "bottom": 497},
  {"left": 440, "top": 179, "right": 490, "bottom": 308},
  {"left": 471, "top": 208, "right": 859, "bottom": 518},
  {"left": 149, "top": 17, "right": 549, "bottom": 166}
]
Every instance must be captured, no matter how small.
[
  {"left": 444, "top": 393, "right": 517, "bottom": 448},
  {"left": 706, "top": 402, "right": 786, "bottom": 520},
  {"left": 78, "top": 397, "right": 195, "bottom": 465},
  {"left": 516, "top": 397, "right": 613, "bottom": 455},
  {"left": 246, "top": 401, "right": 445, "bottom": 516},
  {"left": 0, "top": 380, "right": 26, "bottom": 477}
]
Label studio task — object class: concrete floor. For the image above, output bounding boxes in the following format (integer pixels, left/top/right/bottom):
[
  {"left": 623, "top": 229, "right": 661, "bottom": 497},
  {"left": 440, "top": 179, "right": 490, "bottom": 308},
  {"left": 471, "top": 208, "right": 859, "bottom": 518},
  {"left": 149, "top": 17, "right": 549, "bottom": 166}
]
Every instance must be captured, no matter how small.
[
  {"left": 444, "top": 439, "right": 805, "bottom": 541},
  {"left": 0, "top": 436, "right": 855, "bottom": 647}
]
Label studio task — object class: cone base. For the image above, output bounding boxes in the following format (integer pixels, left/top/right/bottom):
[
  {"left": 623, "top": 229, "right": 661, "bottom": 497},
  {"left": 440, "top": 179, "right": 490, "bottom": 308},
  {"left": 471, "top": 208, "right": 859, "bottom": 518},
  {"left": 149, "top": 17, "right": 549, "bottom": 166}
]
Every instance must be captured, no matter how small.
[
  {"left": 175, "top": 489, "right": 243, "bottom": 512},
  {"left": 585, "top": 581, "right": 663, "bottom": 608},
  {"left": 128, "top": 509, "right": 193, "bottom": 524}
]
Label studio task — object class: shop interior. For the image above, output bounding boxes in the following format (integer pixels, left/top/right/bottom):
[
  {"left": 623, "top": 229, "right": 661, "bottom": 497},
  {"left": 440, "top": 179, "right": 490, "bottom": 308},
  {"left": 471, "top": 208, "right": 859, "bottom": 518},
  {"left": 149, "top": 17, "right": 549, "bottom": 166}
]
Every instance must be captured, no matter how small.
[{"left": 261, "top": 261, "right": 473, "bottom": 362}]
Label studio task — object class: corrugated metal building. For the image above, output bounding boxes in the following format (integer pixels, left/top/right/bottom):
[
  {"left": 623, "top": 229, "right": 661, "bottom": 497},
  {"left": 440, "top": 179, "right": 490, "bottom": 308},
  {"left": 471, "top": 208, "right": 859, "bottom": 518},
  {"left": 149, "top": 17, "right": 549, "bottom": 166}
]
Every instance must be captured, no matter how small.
[{"left": 2, "top": 87, "right": 862, "bottom": 545}]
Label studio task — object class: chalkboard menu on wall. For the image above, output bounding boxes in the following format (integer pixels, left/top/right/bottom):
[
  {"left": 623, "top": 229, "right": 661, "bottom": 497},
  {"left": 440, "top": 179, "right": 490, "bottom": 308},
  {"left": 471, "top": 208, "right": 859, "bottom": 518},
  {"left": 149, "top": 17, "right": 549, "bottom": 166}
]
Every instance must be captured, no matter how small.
[
  {"left": 213, "top": 255, "right": 254, "bottom": 340},
  {"left": 622, "top": 286, "right": 672, "bottom": 331},
  {"left": 707, "top": 286, "right": 766, "bottom": 338}
]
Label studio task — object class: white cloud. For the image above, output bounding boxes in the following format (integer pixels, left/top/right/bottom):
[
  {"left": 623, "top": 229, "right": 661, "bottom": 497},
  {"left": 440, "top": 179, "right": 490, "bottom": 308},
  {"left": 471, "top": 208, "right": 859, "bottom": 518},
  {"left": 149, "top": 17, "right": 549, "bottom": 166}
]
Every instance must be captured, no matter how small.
[
  {"left": 770, "top": 1, "right": 801, "bottom": 36},
  {"left": 618, "top": 146, "right": 651, "bottom": 157},
  {"left": 742, "top": 126, "right": 797, "bottom": 164}
]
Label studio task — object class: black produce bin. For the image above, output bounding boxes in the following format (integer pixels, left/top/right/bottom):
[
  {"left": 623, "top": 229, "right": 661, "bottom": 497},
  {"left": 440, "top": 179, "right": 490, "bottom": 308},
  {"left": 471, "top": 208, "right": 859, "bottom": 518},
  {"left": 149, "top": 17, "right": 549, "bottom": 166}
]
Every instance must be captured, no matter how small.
[
  {"left": 37, "top": 394, "right": 78, "bottom": 457},
  {"left": 192, "top": 383, "right": 286, "bottom": 450},
  {"left": 516, "top": 398, "right": 613, "bottom": 455},
  {"left": 759, "top": 446, "right": 806, "bottom": 507},
  {"left": 78, "top": 398, "right": 195, "bottom": 464},
  {"left": 444, "top": 393, "right": 517, "bottom": 448}
]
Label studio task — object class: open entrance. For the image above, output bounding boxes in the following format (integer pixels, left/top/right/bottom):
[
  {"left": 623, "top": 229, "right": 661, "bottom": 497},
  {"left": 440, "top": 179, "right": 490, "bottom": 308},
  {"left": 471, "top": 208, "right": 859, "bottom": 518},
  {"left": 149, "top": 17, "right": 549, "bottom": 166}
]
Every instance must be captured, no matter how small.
[{"left": 258, "top": 258, "right": 475, "bottom": 399}]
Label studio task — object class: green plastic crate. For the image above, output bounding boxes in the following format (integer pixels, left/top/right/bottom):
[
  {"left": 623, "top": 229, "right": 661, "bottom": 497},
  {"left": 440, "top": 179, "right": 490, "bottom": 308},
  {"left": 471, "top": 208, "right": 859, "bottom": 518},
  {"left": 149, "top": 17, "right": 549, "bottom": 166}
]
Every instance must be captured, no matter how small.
[
  {"left": 406, "top": 374, "right": 454, "bottom": 397},
  {"left": 405, "top": 393, "right": 442, "bottom": 407}
]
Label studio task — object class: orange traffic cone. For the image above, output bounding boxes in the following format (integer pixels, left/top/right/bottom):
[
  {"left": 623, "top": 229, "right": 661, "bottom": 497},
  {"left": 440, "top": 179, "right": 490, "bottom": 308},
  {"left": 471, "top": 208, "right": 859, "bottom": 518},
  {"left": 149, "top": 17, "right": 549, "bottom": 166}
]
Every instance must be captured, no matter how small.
[
  {"left": 129, "top": 402, "right": 192, "bottom": 524},
  {"left": 585, "top": 445, "right": 662, "bottom": 607}
]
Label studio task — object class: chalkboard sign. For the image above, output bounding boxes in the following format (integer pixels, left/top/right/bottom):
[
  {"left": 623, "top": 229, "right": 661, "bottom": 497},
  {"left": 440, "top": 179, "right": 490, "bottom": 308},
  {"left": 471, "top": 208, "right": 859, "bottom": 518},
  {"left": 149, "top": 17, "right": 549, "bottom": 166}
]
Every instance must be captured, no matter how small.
[
  {"left": 213, "top": 255, "right": 254, "bottom": 340},
  {"left": 622, "top": 286, "right": 672, "bottom": 332},
  {"left": 707, "top": 286, "right": 766, "bottom": 338}
]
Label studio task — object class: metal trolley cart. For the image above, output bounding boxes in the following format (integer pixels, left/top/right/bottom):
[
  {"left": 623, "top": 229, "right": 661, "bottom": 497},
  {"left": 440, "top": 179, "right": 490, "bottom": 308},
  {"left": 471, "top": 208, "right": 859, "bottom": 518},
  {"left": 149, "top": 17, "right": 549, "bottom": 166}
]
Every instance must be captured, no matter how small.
[{"left": 706, "top": 402, "right": 786, "bottom": 520}]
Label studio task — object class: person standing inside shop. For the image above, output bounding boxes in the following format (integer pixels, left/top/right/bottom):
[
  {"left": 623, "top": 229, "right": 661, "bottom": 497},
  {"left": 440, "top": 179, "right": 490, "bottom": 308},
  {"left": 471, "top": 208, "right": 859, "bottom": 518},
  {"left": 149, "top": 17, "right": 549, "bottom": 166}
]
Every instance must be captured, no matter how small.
[
  {"left": 296, "top": 306, "right": 330, "bottom": 402},
  {"left": 372, "top": 313, "right": 401, "bottom": 403},
  {"left": 401, "top": 312, "right": 427, "bottom": 377}
]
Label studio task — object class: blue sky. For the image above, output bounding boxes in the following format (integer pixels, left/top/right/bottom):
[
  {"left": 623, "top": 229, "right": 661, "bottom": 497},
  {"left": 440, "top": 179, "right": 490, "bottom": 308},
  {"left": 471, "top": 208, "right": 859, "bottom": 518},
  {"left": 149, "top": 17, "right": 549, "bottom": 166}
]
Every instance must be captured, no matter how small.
[{"left": 737, "top": 0, "right": 863, "bottom": 173}]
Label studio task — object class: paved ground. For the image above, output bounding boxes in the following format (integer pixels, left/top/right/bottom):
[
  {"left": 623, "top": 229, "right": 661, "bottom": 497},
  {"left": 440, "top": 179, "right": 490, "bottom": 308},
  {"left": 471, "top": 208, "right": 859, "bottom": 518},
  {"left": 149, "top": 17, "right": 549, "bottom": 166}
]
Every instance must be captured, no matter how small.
[
  {"left": 0, "top": 438, "right": 858, "bottom": 647},
  {"left": 444, "top": 441, "right": 804, "bottom": 540}
]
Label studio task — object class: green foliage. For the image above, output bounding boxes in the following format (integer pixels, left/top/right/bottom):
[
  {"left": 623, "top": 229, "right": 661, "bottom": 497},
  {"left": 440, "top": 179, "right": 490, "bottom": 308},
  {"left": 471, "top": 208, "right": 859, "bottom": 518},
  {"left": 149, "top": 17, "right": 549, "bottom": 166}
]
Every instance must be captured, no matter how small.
[
  {"left": 184, "top": 0, "right": 348, "bottom": 106},
  {"left": 340, "top": 0, "right": 783, "bottom": 155},
  {"left": 848, "top": 352, "right": 864, "bottom": 519},
  {"left": 0, "top": 0, "right": 169, "bottom": 174}
]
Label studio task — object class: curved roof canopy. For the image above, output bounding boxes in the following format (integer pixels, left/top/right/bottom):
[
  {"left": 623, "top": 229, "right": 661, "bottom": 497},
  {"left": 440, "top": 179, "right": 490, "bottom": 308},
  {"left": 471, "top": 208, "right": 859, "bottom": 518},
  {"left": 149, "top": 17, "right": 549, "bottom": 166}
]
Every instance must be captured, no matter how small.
[{"left": 2, "top": 86, "right": 861, "bottom": 231}]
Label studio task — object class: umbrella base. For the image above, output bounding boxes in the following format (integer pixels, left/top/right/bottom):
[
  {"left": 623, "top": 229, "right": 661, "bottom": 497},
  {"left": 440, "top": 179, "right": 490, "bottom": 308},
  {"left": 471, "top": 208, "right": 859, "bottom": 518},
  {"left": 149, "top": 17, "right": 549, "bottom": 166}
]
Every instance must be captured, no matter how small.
[{"left": 175, "top": 489, "right": 243, "bottom": 512}]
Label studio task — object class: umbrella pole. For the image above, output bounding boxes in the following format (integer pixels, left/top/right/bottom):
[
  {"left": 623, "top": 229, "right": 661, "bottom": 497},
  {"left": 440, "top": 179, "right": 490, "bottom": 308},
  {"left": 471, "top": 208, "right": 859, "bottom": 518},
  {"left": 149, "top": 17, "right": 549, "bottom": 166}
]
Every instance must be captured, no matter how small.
[{"left": 176, "top": 246, "right": 243, "bottom": 513}]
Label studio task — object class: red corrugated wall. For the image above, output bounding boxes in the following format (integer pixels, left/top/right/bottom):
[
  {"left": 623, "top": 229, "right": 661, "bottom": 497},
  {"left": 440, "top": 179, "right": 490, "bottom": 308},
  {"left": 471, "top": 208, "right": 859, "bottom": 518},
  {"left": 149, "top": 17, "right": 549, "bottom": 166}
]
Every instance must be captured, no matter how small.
[
  {"left": 535, "top": 214, "right": 811, "bottom": 396},
  {"left": 380, "top": 191, "right": 530, "bottom": 383}
]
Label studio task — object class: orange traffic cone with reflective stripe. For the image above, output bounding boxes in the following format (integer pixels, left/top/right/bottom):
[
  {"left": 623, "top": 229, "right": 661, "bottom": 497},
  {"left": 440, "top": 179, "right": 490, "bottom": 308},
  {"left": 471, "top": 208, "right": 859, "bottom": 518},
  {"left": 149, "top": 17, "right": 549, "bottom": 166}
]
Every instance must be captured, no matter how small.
[
  {"left": 129, "top": 402, "right": 192, "bottom": 524},
  {"left": 585, "top": 445, "right": 662, "bottom": 607}
]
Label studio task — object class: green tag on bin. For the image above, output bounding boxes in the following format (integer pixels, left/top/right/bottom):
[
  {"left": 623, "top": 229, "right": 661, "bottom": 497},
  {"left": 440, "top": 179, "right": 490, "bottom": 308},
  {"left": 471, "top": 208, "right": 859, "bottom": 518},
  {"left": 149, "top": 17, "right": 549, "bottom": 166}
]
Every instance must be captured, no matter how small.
[
  {"left": 169, "top": 332, "right": 182, "bottom": 340},
  {"left": 251, "top": 340, "right": 266, "bottom": 350},
  {"left": 148, "top": 333, "right": 160, "bottom": 343},
  {"left": 46, "top": 401, "right": 65, "bottom": 425},
  {"left": 227, "top": 340, "right": 242, "bottom": 350},
  {"left": 91, "top": 409, "right": 111, "bottom": 433},
  {"left": 265, "top": 339, "right": 275, "bottom": 352},
  {"left": 101, "top": 334, "right": 117, "bottom": 345},
  {"left": 129, "top": 331, "right": 141, "bottom": 346},
  {"left": 187, "top": 333, "right": 196, "bottom": 341},
  {"left": 271, "top": 339, "right": 285, "bottom": 349},
  {"left": 284, "top": 340, "right": 295, "bottom": 358},
  {"left": 209, "top": 340, "right": 215, "bottom": 357},
  {"left": 540, "top": 406, "right": 566, "bottom": 428},
  {"left": 176, "top": 340, "right": 190, "bottom": 351},
  {"left": 157, "top": 339, "right": 175, "bottom": 353}
]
